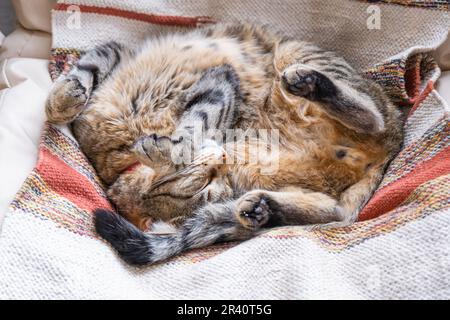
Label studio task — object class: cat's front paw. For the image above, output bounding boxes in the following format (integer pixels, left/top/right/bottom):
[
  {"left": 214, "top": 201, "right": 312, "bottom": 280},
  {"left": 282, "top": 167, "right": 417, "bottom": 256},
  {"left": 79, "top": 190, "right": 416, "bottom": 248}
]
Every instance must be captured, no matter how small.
[
  {"left": 46, "top": 77, "right": 88, "bottom": 124},
  {"left": 281, "top": 66, "right": 336, "bottom": 101},
  {"left": 132, "top": 133, "right": 175, "bottom": 167},
  {"left": 236, "top": 191, "right": 272, "bottom": 230}
]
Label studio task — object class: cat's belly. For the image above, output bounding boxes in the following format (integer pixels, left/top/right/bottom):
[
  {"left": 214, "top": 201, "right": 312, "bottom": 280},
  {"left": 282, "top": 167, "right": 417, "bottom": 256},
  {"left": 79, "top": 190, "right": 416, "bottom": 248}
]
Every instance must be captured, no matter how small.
[{"left": 226, "top": 116, "right": 380, "bottom": 198}]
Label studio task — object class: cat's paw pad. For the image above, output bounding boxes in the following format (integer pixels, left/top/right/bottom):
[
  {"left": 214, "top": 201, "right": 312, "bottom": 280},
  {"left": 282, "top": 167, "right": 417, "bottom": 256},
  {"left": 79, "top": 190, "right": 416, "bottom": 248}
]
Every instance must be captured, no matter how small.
[
  {"left": 132, "top": 134, "right": 174, "bottom": 166},
  {"left": 236, "top": 191, "right": 271, "bottom": 229},
  {"left": 281, "top": 67, "right": 335, "bottom": 100},
  {"left": 46, "top": 77, "right": 88, "bottom": 123}
]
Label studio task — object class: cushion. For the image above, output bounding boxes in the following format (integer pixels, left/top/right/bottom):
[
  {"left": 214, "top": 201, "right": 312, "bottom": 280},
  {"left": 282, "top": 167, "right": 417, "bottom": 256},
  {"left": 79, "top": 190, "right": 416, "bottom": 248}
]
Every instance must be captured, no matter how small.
[
  {"left": 0, "top": 58, "right": 52, "bottom": 228},
  {"left": 0, "top": 27, "right": 52, "bottom": 61},
  {"left": 12, "top": 0, "right": 55, "bottom": 33}
]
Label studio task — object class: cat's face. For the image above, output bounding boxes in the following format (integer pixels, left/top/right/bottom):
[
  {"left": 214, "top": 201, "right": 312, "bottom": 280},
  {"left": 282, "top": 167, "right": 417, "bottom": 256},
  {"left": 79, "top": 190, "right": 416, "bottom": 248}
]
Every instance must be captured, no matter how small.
[{"left": 140, "top": 145, "right": 233, "bottom": 224}]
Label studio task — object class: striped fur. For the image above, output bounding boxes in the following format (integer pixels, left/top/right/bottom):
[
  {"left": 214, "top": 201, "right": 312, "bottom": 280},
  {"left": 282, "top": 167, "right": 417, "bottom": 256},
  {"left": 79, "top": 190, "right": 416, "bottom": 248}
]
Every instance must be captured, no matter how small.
[{"left": 45, "top": 23, "right": 403, "bottom": 265}]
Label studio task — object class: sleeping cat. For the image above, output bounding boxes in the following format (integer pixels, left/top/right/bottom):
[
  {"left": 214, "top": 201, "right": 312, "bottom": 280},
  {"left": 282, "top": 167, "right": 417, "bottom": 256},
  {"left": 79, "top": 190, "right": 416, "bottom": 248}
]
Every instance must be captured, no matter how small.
[{"left": 45, "top": 23, "right": 403, "bottom": 265}]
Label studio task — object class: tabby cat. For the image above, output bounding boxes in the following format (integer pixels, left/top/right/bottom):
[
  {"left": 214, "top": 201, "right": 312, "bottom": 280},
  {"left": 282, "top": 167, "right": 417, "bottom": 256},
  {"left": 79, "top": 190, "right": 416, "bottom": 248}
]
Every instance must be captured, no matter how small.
[{"left": 45, "top": 23, "right": 403, "bottom": 265}]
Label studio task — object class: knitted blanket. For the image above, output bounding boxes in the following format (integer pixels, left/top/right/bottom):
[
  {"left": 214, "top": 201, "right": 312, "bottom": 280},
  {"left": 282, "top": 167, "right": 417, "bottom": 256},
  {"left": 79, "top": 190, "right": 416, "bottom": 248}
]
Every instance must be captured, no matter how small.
[{"left": 1, "top": 0, "right": 449, "bottom": 299}]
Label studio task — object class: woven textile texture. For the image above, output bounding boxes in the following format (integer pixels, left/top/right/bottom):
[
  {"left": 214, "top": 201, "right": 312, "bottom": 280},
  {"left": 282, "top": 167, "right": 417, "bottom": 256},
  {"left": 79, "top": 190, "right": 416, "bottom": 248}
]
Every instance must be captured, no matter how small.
[{"left": 0, "top": 0, "right": 449, "bottom": 299}]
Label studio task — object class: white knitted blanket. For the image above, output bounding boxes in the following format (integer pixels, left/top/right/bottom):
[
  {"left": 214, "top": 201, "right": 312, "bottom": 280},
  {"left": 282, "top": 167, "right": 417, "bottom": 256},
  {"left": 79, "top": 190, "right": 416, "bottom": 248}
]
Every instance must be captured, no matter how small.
[{"left": 0, "top": 0, "right": 449, "bottom": 299}]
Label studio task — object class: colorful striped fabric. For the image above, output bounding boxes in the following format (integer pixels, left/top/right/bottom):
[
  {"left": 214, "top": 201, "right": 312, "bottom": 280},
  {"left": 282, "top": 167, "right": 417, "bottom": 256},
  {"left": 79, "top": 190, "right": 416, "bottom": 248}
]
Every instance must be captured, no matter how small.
[{"left": 1, "top": 0, "right": 449, "bottom": 299}]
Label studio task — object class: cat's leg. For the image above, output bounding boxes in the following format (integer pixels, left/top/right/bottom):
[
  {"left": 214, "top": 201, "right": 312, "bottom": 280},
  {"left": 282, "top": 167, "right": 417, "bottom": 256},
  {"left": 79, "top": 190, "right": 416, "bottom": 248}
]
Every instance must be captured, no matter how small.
[
  {"left": 273, "top": 41, "right": 386, "bottom": 134},
  {"left": 46, "top": 42, "right": 131, "bottom": 124},
  {"left": 271, "top": 42, "right": 402, "bottom": 225},
  {"left": 94, "top": 183, "right": 360, "bottom": 265},
  {"left": 95, "top": 181, "right": 361, "bottom": 265},
  {"left": 95, "top": 178, "right": 366, "bottom": 266},
  {"left": 335, "top": 162, "right": 387, "bottom": 224},
  {"left": 235, "top": 187, "right": 344, "bottom": 229},
  {"left": 94, "top": 185, "right": 354, "bottom": 265},
  {"left": 97, "top": 187, "right": 344, "bottom": 265},
  {"left": 235, "top": 160, "right": 392, "bottom": 228},
  {"left": 133, "top": 64, "right": 240, "bottom": 167}
]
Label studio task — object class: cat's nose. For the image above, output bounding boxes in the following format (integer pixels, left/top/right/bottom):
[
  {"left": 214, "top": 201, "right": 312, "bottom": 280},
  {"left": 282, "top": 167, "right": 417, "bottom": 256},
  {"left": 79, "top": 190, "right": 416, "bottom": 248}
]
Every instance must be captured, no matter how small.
[
  {"left": 199, "top": 148, "right": 227, "bottom": 166},
  {"left": 194, "top": 142, "right": 229, "bottom": 173}
]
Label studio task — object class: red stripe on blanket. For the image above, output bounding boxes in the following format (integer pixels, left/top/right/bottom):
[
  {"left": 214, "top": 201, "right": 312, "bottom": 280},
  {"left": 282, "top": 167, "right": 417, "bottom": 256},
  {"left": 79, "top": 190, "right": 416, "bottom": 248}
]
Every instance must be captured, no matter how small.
[
  {"left": 405, "top": 55, "right": 422, "bottom": 102},
  {"left": 359, "top": 145, "right": 450, "bottom": 221},
  {"left": 408, "top": 80, "right": 434, "bottom": 117},
  {"left": 54, "top": 3, "right": 215, "bottom": 27},
  {"left": 404, "top": 54, "right": 435, "bottom": 113},
  {"left": 36, "top": 147, "right": 113, "bottom": 213}
]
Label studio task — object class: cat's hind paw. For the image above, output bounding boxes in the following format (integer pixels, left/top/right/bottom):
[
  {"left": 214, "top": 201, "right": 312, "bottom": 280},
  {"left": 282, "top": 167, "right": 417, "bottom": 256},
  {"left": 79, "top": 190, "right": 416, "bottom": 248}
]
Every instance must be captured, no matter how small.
[
  {"left": 281, "top": 66, "right": 336, "bottom": 101},
  {"left": 236, "top": 191, "right": 272, "bottom": 230}
]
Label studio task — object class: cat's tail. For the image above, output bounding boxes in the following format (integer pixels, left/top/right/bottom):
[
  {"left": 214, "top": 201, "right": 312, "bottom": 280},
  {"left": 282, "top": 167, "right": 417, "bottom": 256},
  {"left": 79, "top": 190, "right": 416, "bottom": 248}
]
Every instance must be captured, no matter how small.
[{"left": 94, "top": 202, "right": 253, "bottom": 266}]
